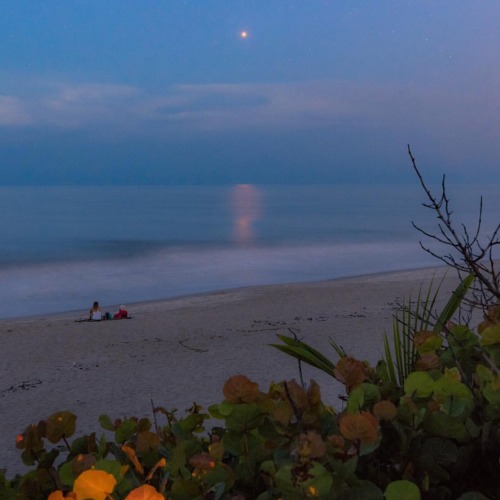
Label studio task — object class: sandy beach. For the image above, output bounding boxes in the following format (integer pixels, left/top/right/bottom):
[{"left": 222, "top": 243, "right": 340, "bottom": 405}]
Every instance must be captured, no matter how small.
[{"left": 0, "top": 266, "right": 467, "bottom": 476}]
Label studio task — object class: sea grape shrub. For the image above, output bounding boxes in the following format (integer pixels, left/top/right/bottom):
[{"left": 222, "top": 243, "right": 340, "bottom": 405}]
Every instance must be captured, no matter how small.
[
  {"left": 1, "top": 375, "right": 410, "bottom": 499},
  {"left": 332, "top": 315, "right": 500, "bottom": 499}
]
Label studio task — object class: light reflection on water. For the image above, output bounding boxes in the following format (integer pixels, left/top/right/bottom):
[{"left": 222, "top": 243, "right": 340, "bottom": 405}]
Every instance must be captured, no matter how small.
[{"left": 231, "top": 184, "right": 262, "bottom": 246}]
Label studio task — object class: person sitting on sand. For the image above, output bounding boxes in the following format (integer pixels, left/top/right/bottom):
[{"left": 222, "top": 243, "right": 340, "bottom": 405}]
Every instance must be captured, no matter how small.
[
  {"left": 89, "top": 301, "right": 102, "bottom": 321},
  {"left": 113, "top": 305, "right": 128, "bottom": 319}
]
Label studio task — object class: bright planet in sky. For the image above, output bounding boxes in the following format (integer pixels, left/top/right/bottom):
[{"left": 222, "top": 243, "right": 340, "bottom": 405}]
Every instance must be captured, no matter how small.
[{"left": 240, "top": 30, "right": 248, "bottom": 38}]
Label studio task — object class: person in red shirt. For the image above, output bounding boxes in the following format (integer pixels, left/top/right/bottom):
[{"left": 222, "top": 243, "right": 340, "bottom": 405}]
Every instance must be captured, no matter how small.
[{"left": 113, "top": 305, "right": 128, "bottom": 319}]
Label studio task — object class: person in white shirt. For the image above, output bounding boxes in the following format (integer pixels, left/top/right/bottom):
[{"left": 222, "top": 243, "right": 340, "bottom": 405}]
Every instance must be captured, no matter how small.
[{"left": 89, "top": 301, "right": 102, "bottom": 321}]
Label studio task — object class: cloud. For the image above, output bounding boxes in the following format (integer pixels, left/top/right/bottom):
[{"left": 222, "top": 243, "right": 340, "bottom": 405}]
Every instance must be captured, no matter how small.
[
  {"left": 0, "top": 74, "right": 499, "bottom": 185},
  {"left": 40, "top": 82, "right": 139, "bottom": 128},
  {"left": 0, "top": 75, "right": 499, "bottom": 167},
  {"left": 138, "top": 81, "right": 385, "bottom": 134},
  {"left": 0, "top": 95, "right": 32, "bottom": 125}
]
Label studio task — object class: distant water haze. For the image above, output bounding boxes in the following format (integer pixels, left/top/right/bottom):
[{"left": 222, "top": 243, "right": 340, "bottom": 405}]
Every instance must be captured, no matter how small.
[{"left": 0, "top": 183, "right": 498, "bottom": 319}]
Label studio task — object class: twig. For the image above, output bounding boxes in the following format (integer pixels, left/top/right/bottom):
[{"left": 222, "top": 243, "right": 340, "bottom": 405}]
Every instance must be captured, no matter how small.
[{"left": 151, "top": 398, "right": 159, "bottom": 434}]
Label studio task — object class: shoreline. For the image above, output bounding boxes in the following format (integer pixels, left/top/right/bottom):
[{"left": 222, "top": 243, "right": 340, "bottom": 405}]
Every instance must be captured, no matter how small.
[
  {"left": 0, "top": 263, "right": 451, "bottom": 324},
  {"left": 0, "top": 264, "right": 465, "bottom": 475}
]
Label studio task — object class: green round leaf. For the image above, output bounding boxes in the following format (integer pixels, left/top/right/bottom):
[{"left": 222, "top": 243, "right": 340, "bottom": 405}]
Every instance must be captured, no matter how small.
[
  {"left": 98, "top": 414, "right": 114, "bottom": 431},
  {"left": 46, "top": 411, "right": 77, "bottom": 443},
  {"left": 339, "top": 481, "right": 383, "bottom": 500},
  {"left": 404, "top": 372, "right": 434, "bottom": 398},
  {"left": 421, "top": 437, "right": 457, "bottom": 466},
  {"left": 385, "top": 480, "right": 420, "bottom": 500},
  {"left": 207, "top": 403, "right": 225, "bottom": 419},
  {"left": 346, "top": 386, "right": 365, "bottom": 413},
  {"left": 115, "top": 419, "right": 138, "bottom": 444},
  {"left": 433, "top": 377, "right": 473, "bottom": 400},
  {"left": 225, "top": 404, "right": 263, "bottom": 433},
  {"left": 302, "top": 462, "right": 333, "bottom": 497},
  {"left": 482, "top": 383, "right": 500, "bottom": 406},
  {"left": 432, "top": 377, "right": 474, "bottom": 417},
  {"left": 59, "top": 460, "right": 77, "bottom": 487},
  {"left": 422, "top": 412, "right": 469, "bottom": 442},
  {"left": 475, "top": 364, "right": 494, "bottom": 384},
  {"left": 361, "top": 383, "right": 382, "bottom": 406},
  {"left": 95, "top": 458, "right": 122, "bottom": 479},
  {"left": 480, "top": 324, "right": 500, "bottom": 346},
  {"left": 275, "top": 464, "right": 299, "bottom": 497}
]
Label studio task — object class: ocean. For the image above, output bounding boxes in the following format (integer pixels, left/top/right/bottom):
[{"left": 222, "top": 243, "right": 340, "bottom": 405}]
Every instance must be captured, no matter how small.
[{"left": 0, "top": 183, "right": 498, "bottom": 319}]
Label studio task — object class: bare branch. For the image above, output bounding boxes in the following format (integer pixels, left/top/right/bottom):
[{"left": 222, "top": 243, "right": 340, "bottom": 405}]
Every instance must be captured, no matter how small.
[{"left": 408, "top": 145, "right": 500, "bottom": 311}]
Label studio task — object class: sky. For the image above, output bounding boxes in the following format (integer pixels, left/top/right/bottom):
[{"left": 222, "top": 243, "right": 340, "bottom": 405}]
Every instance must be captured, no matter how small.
[{"left": 0, "top": 1, "right": 499, "bottom": 185}]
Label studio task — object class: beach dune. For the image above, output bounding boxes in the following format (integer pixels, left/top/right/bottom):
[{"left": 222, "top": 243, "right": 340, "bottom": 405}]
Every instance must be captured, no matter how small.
[{"left": 0, "top": 267, "right": 466, "bottom": 475}]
